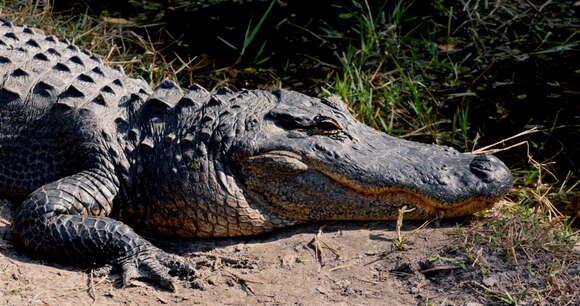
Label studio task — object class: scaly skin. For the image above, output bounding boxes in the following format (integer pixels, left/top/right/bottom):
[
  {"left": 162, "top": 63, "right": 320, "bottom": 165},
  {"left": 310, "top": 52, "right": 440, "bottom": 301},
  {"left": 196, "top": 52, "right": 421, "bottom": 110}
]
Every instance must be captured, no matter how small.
[{"left": 0, "top": 19, "right": 512, "bottom": 289}]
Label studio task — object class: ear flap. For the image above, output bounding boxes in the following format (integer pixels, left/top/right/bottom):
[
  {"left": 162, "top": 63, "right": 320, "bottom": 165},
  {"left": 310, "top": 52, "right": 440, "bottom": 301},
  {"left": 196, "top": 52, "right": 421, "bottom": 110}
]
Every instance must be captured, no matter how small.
[
  {"left": 271, "top": 88, "right": 312, "bottom": 107},
  {"left": 266, "top": 109, "right": 315, "bottom": 129}
]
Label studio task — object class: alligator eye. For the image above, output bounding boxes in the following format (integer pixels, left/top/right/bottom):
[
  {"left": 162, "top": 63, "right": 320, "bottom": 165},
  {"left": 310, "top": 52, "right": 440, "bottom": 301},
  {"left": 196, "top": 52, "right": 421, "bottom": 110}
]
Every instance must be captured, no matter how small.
[{"left": 312, "top": 119, "right": 342, "bottom": 135}]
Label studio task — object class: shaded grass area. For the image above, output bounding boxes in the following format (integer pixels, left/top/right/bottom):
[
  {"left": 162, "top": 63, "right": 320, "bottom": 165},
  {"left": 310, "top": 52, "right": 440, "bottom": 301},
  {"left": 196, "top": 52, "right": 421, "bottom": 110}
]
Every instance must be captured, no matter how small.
[{"left": 1, "top": 0, "right": 579, "bottom": 304}]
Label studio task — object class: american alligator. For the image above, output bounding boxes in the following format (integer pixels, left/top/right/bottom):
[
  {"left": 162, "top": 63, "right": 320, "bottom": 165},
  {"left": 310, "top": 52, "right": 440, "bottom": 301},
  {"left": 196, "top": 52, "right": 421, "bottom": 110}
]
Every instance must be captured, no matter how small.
[{"left": 0, "top": 19, "right": 512, "bottom": 289}]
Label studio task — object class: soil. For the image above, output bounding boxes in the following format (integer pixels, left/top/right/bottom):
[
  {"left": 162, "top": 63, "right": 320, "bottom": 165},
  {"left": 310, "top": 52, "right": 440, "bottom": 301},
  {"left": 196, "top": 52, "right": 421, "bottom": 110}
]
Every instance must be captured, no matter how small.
[{"left": 0, "top": 200, "right": 574, "bottom": 305}]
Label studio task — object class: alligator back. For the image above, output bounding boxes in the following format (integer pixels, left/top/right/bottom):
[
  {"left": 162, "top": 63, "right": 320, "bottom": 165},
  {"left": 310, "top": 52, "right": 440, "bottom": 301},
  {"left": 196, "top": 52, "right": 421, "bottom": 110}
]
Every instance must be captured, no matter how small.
[
  {"left": 0, "top": 19, "right": 151, "bottom": 119},
  {"left": 0, "top": 19, "right": 151, "bottom": 197}
]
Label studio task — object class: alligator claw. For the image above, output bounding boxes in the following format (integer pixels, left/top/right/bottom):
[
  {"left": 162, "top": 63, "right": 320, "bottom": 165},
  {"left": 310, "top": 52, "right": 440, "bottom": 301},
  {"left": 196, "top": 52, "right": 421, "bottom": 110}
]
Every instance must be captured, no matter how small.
[
  {"left": 156, "top": 251, "right": 196, "bottom": 278},
  {"left": 114, "top": 247, "right": 194, "bottom": 291}
]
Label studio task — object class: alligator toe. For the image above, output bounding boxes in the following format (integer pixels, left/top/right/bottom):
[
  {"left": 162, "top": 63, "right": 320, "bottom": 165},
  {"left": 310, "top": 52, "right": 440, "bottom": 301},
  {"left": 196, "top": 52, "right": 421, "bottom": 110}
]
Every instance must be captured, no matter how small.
[{"left": 114, "top": 245, "right": 194, "bottom": 291}]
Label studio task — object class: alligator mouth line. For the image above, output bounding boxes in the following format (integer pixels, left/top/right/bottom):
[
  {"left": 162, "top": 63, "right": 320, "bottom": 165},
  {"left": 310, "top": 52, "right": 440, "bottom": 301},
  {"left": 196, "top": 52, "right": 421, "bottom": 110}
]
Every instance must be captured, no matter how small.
[
  {"left": 317, "top": 169, "right": 498, "bottom": 218},
  {"left": 245, "top": 150, "right": 501, "bottom": 218}
]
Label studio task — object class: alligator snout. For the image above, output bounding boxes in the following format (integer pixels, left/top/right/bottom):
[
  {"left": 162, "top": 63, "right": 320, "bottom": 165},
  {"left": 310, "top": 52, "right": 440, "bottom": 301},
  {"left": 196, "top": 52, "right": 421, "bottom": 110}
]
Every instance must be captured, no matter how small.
[{"left": 470, "top": 154, "right": 509, "bottom": 183}]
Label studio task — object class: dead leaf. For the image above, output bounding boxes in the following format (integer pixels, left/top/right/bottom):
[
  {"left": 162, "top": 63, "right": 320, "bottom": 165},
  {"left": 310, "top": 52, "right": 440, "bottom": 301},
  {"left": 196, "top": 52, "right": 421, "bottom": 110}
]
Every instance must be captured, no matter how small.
[
  {"left": 102, "top": 17, "right": 134, "bottom": 25},
  {"left": 437, "top": 44, "right": 460, "bottom": 53}
]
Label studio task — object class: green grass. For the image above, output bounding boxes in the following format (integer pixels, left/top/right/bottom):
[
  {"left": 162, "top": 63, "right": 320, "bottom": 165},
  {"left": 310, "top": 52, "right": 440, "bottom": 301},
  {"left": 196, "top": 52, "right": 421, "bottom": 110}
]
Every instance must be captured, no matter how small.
[
  {"left": 322, "top": 0, "right": 488, "bottom": 148},
  {"left": 325, "top": 0, "right": 441, "bottom": 137},
  {"left": 326, "top": 0, "right": 577, "bottom": 159},
  {"left": 217, "top": 0, "right": 276, "bottom": 65}
]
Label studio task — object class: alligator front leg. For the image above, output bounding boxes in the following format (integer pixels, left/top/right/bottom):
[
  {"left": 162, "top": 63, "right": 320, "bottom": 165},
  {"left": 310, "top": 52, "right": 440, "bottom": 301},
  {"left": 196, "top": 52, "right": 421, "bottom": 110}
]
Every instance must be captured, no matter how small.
[{"left": 13, "top": 168, "right": 192, "bottom": 290}]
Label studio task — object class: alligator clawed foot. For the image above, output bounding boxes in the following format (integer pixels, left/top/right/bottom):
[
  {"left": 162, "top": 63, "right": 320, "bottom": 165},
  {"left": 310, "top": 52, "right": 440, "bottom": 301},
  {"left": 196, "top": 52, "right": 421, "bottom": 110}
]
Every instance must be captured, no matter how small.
[
  {"left": 110, "top": 247, "right": 195, "bottom": 291},
  {"left": 155, "top": 251, "right": 196, "bottom": 278},
  {"left": 119, "top": 256, "right": 175, "bottom": 291}
]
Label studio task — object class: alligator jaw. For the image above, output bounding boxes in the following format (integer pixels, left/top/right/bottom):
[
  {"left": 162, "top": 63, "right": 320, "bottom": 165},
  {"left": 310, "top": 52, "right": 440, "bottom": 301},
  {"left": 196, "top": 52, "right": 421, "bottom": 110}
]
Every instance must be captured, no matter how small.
[
  {"left": 318, "top": 168, "right": 501, "bottom": 219},
  {"left": 240, "top": 149, "right": 510, "bottom": 221}
]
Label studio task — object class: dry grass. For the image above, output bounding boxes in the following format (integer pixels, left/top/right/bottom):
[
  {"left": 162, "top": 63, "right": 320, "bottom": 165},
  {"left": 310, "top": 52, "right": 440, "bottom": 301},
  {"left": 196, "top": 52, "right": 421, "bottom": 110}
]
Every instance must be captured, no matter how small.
[
  {"left": 0, "top": 0, "right": 204, "bottom": 87},
  {"left": 459, "top": 202, "right": 579, "bottom": 305},
  {"left": 469, "top": 127, "right": 579, "bottom": 222},
  {"left": 456, "top": 157, "right": 579, "bottom": 305}
]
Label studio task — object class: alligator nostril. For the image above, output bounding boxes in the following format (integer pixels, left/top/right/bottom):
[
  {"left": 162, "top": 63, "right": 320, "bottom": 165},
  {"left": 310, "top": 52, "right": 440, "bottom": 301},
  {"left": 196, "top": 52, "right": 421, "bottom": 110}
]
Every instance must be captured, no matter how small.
[{"left": 470, "top": 155, "right": 495, "bottom": 182}]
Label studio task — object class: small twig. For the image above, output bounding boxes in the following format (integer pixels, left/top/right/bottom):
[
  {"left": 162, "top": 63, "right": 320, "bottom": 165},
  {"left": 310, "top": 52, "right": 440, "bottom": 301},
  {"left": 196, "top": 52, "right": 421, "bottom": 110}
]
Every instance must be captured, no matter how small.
[
  {"left": 105, "top": 59, "right": 142, "bottom": 65},
  {"left": 173, "top": 53, "right": 197, "bottom": 75},
  {"left": 287, "top": 22, "right": 329, "bottom": 45},
  {"left": 313, "top": 226, "right": 324, "bottom": 266},
  {"left": 469, "top": 128, "right": 539, "bottom": 154},
  {"left": 153, "top": 292, "right": 169, "bottom": 304},
  {"left": 409, "top": 219, "right": 435, "bottom": 235},
  {"left": 420, "top": 265, "right": 460, "bottom": 274},
  {"left": 395, "top": 206, "right": 415, "bottom": 249},
  {"left": 328, "top": 263, "right": 354, "bottom": 272},
  {"left": 309, "top": 225, "right": 340, "bottom": 267},
  {"left": 400, "top": 120, "right": 449, "bottom": 138},
  {"left": 468, "top": 58, "right": 495, "bottom": 90},
  {"left": 222, "top": 269, "right": 263, "bottom": 296},
  {"left": 87, "top": 270, "right": 96, "bottom": 302},
  {"left": 353, "top": 277, "right": 379, "bottom": 285}
]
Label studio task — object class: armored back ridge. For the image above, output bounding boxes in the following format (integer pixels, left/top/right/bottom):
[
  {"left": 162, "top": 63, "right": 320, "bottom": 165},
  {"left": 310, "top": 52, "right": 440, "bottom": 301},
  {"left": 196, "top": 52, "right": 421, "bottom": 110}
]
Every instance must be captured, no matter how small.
[{"left": 0, "top": 19, "right": 512, "bottom": 290}]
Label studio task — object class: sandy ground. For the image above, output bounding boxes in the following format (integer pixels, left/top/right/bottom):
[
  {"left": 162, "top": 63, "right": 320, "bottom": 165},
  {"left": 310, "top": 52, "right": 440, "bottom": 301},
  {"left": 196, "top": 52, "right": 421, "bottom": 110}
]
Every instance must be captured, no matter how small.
[{"left": 0, "top": 200, "right": 576, "bottom": 305}]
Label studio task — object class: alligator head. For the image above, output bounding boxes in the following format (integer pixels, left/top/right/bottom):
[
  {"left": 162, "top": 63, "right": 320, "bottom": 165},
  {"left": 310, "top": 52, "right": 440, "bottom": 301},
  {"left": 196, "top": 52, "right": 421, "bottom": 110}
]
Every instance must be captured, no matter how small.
[
  {"left": 142, "top": 88, "right": 512, "bottom": 237},
  {"left": 231, "top": 89, "right": 512, "bottom": 222}
]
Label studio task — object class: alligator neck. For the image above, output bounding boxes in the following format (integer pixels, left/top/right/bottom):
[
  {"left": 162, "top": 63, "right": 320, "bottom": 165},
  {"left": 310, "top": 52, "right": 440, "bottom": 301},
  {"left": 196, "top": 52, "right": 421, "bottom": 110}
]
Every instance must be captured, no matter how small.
[{"left": 117, "top": 88, "right": 296, "bottom": 237}]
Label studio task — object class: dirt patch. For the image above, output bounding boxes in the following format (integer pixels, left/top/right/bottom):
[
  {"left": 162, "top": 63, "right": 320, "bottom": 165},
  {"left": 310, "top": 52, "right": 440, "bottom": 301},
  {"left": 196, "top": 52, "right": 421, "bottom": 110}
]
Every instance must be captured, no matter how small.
[{"left": 0, "top": 200, "right": 577, "bottom": 305}]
